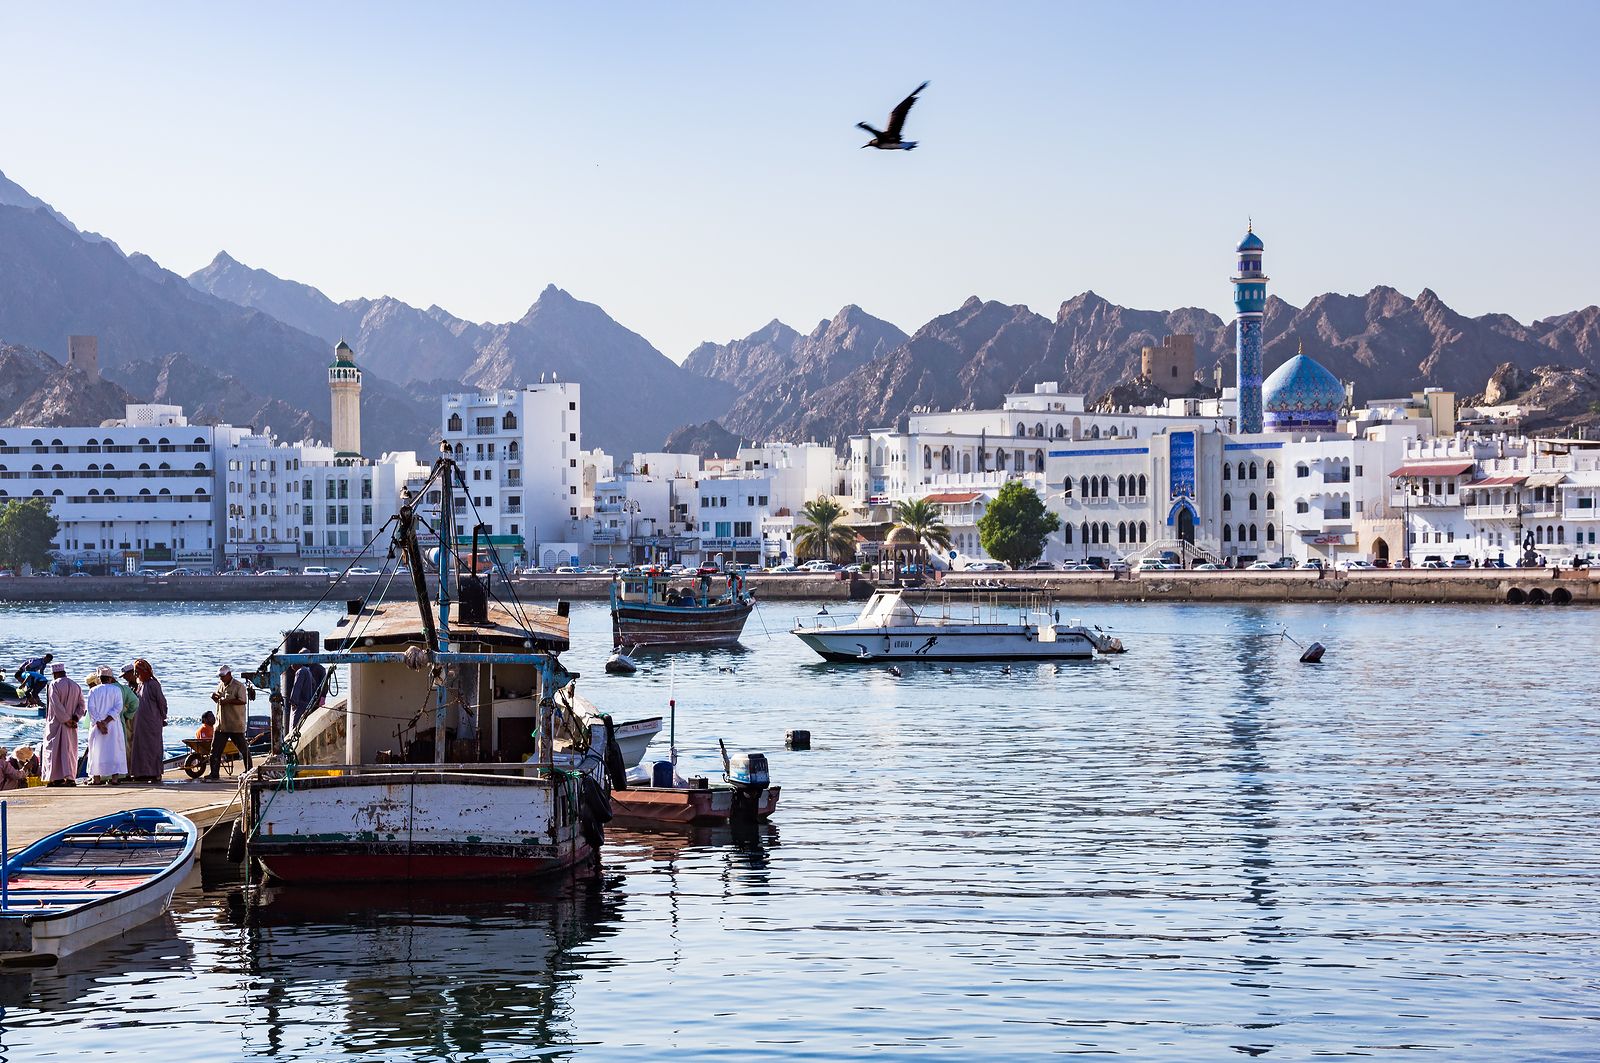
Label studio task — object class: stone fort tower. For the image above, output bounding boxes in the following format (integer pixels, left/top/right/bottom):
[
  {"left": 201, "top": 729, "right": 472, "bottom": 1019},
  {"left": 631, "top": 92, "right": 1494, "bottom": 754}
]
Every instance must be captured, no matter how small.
[{"left": 67, "top": 335, "right": 100, "bottom": 382}]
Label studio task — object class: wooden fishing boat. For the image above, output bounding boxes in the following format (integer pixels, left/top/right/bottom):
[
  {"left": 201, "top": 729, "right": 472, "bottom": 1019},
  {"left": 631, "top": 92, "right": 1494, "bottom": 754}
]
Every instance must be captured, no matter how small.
[
  {"left": 609, "top": 569, "right": 754, "bottom": 648},
  {"left": 0, "top": 807, "right": 197, "bottom": 962},
  {"left": 612, "top": 782, "right": 781, "bottom": 825},
  {"left": 242, "top": 458, "right": 623, "bottom": 884}
]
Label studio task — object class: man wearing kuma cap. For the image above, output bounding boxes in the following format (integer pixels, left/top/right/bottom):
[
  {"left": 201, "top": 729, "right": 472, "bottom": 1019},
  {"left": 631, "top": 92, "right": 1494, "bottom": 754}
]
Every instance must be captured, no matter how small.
[
  {"left": 206, "top": 665, "right": 252, "bottom": 781},
  {"left": 42, "top": 661, "right": 86, "bottom": 785}
]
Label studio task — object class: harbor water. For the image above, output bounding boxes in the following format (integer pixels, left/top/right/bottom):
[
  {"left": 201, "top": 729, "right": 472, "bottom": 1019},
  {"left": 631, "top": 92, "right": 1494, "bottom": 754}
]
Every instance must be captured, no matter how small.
[{"left": 1, "top": 597, "right": 1597, "bottom": 1060}]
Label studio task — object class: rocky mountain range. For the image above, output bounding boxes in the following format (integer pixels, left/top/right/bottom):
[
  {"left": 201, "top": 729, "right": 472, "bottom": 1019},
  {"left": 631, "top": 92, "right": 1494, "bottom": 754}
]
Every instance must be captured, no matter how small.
[
  {"left": 187, "top": 254, "right": 734, "bottom": 454},
  {"left": 679, "top": 287, "right": 1600, "bottom": 448},
  {"left": 0, "top": 341, "right": 134, "bottom": 428}
]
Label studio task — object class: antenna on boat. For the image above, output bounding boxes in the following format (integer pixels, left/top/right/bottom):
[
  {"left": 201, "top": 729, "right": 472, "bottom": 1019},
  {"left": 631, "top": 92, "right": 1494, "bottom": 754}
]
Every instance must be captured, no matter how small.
[{"left": 668, "top": 659, "right": 677, "bottom": 768}]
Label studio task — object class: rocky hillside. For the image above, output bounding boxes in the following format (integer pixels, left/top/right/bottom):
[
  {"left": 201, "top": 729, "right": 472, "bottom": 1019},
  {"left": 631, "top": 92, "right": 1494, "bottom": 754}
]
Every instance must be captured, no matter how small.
[
  {"left": 1471, "top": 362, "right": 1600, "bottom": 436},
  {"left": 0, "top": 341, "right": 137, "bottom": 427},
  {"left": 682, "top": 306, "right": 908, "bottom": 445},
  {"left": 0, "top": 201, "right": 434, "bottom": 452},
  {"left": 661, "top": 419, "right": 746, "bottom": 459}
]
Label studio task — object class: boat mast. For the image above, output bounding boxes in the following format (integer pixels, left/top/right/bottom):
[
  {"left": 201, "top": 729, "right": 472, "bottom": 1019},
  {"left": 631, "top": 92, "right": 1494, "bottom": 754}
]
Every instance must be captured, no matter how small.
[{"left": 434, "top": 456, "right": 455, "bottom": 765}]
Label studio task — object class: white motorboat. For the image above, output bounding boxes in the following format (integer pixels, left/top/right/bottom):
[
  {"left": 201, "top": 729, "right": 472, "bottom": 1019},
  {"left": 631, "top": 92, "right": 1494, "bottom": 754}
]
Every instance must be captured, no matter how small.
[{"left": 791, "top": 588, "right": 1124, "bottom": 663}]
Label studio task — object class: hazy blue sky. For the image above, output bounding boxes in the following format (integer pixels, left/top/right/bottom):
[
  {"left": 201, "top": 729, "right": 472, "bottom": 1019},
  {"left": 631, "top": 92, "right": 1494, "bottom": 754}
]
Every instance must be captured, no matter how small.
[{"left": 4, "top": 2, "right": 1597, "bottom": 358}]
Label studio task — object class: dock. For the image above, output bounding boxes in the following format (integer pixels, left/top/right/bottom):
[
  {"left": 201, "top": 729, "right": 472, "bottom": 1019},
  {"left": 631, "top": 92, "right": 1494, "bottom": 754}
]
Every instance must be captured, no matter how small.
[{"left": 2, "top": 772, "right": 243, "bottom": 852}]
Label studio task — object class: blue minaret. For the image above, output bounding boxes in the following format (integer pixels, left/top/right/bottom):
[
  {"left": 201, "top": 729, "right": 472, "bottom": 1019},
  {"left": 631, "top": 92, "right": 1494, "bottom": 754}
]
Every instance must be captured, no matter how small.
[{"left": 1232, "top": 223, "right": 1268, "bottom": 434}]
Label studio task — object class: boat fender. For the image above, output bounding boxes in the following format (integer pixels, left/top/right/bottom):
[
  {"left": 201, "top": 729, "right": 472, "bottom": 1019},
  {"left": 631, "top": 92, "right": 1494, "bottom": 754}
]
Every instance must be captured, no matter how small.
[
  {"left": 577, "top": 774, "right": 612, "bottom": 853},
  {"left": 786, "top": 729, "right": 811, "bottom": 751},
  {"left": 226, "top": 820, "right": 246, "bottom": 863},
  {"left": 602, "top": 715, "right": 628, "bottom": 791}
]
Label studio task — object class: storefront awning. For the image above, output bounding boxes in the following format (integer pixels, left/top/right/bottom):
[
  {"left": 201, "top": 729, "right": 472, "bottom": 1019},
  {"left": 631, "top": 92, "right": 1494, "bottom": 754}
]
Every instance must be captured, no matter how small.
[
  {"left": 1389, "top": 461, "right": 1474, "bottom": 478},
  {"left": 1525, "top": 473, "right": 1568, "bottom": 488},
  {"left": 924, "top": 492, "right": 983, "bottom": 504},
  {"left": 1464, "top": 475, "right": 1526, "bottom": 489}
]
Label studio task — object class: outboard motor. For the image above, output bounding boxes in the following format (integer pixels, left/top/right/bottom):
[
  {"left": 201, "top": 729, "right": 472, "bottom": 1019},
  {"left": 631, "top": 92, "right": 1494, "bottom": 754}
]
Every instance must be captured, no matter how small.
[{"left": 721, "top": 744, "right": 770, "bottom": 824}]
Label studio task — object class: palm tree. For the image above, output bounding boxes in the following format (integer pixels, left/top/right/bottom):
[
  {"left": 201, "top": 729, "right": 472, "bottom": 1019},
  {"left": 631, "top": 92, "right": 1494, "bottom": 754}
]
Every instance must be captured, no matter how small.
[
  {"left": 892, "top": 497, "right": 953, "bottom": 554},
  {"left": 794, "top": 497, "right": 857, "bottom": 563}
]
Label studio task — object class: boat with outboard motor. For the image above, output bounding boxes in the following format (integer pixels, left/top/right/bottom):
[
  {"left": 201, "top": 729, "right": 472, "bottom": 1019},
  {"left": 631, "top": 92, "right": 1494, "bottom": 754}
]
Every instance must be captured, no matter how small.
[
  {"left": 609, "top": 568, "right": 754, "bottom": 649},
  {"left": 239, "top": 455, "right": 627, "bottom": 883},
  {"left": 791, "top": 587, "right": 1125, "bottom": 663}
]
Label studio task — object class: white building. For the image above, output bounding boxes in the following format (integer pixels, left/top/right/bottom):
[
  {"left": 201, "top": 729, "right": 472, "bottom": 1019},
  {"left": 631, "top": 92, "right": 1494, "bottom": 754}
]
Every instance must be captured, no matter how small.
[
  {"left": 441, "top": 382, "right": 585, "bottom": 569},
  {"left": 0, "top": 404, "right": 244, "bottom": 572},
  {"left": 220, "top": 432, "right": 328, "bottom": 570}
]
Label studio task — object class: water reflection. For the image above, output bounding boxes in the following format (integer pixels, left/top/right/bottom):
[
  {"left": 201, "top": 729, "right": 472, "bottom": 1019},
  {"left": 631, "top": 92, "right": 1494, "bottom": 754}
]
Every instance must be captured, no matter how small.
[{"left": 237, "top": 877, "right": 622, "bottom": 1059}]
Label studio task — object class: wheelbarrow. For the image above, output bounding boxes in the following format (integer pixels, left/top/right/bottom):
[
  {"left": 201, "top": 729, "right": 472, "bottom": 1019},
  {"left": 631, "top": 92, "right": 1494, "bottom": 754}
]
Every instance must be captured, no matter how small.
[{"left": 180, "top": 734, "right": 257, "bottom": 779}]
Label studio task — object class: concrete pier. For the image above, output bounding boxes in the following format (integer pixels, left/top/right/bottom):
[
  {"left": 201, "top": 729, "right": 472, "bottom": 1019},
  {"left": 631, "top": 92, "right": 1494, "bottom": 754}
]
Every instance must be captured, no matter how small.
[{"left": 1, "top": 774, "right": 242, "bottom": 852}]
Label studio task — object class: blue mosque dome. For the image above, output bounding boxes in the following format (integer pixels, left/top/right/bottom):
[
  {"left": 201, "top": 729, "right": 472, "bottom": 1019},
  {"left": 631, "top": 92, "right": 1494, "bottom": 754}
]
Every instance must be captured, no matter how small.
[
  {"left": 1262, "top": 349, "right": 1344, "bottom": 430},
  {"left": 1237, "top": 228, "right": 1264, "bottom": 253}
]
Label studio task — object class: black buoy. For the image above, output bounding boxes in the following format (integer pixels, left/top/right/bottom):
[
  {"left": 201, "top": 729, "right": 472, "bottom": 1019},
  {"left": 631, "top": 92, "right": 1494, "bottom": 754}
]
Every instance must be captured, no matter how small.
[
  {"left": 1299, "top": 642, "right": 1326, "bottom": 664},
  {"left": 786, "top": 729, "right": 811, "bottom": 751}
]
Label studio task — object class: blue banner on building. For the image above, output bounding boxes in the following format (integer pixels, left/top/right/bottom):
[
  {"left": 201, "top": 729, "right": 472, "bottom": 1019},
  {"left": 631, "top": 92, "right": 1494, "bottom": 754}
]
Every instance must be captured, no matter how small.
[{"left": 1169, "top": 431, "right": 1195, "bottom": 498}]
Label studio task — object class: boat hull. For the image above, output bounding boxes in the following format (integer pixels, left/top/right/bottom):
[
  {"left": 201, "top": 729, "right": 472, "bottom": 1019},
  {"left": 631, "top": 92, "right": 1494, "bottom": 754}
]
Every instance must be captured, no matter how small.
[
  {"left": 611, "top": 600, "right": 753, "bottom": 648},
  {"left": 793, "top": 627, "right": 1097, "bottom": 662},
  {"left": 611, "top": 785, "right": 780, "bottom": 825},
  {"left": 246, "top": 770, "right": 600, "bottom": 884}
]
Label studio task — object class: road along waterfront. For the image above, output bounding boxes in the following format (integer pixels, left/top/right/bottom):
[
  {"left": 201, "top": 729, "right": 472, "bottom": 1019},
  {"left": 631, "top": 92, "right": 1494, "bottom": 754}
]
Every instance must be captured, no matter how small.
[{"left": 1, "top": 597, "right": 1597, "bottom": 1059}]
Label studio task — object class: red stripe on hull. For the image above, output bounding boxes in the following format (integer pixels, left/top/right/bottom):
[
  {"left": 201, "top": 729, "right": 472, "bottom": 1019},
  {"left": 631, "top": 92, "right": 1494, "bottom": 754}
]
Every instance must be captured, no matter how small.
[{"left": 255, "top": 845, "right": 593, "bottom": 883}]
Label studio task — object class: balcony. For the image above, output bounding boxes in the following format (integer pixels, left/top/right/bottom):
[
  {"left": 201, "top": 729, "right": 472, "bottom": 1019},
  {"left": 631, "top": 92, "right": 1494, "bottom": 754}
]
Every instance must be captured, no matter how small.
[{"left": 1464, "top": 503, "right": 1518, "bottom": 521}]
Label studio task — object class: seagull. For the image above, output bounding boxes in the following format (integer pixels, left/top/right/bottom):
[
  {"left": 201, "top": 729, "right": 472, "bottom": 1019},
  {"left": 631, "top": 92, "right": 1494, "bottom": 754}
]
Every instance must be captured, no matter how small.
[
  {"left": 718, "top": 665, "right": 735, "bottom": 673},
  {"left": 1000, "top": 665, "right": 1011, "bottom": 675},
  {"left": 857, "top": 81, "right": 929, "bottom": 150},
  {"left": 941, "top": 667, "right": 954, "bottom": 675},
  {"left": 888, "top": 666, "right": 903, "bottom": 677}
]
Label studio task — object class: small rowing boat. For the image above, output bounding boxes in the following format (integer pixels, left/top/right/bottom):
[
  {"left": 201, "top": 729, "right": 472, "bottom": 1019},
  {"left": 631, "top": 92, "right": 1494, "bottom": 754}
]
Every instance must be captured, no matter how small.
[{"left": 0, "top": 807, "right": 198, "bottom": 964}]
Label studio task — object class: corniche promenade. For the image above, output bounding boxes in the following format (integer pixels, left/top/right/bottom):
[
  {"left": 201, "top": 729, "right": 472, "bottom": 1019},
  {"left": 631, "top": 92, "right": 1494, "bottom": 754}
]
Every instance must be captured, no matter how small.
[{"left": 3, "top": 569, "right": 1594, "bottom": 606}]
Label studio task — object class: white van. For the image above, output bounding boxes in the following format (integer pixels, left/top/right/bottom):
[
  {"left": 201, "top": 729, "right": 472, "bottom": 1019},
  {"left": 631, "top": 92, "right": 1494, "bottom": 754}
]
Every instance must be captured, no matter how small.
[{"left": 302, "top": 566, "right": 334, "bottom": 579}]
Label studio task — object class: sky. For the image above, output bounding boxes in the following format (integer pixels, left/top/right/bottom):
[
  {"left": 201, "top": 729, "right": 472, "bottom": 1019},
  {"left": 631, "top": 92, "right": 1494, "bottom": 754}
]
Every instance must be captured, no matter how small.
[{"left": 3, "top": 2, "right": 1597, "bottom": 359}]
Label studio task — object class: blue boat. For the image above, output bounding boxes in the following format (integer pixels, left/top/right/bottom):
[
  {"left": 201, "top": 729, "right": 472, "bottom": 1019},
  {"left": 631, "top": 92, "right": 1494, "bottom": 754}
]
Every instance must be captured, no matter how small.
[{"left": 0, "top": 807, "right": 197, "bottom": 962}]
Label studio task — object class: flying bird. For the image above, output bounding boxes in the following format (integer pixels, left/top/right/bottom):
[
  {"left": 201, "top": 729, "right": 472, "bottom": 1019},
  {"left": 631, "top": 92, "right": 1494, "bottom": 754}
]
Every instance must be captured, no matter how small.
[{"left": 857, "top": 81, "right": 929, "bottom": 150}]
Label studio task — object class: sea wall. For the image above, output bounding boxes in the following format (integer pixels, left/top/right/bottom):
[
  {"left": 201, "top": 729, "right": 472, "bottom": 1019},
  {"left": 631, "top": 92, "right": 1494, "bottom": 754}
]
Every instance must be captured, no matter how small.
[{"left": 1, "top": 570, "right": 1594, "bottom": 606}]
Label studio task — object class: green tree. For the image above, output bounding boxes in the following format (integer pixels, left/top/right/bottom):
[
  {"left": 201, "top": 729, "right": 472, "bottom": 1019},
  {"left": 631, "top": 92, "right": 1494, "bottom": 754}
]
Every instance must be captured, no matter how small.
[
  {"left": 0, "top": 498, "right": 60, "bottom": 571},
  {"left": 976, "top": 482, "right": 1060, "bottom": 569},
  {"left": 892, "top": 497, "right": 953, "bottom": 554},
  {"left": 793, "top": 497, "right": 857, "bottom": 563}
]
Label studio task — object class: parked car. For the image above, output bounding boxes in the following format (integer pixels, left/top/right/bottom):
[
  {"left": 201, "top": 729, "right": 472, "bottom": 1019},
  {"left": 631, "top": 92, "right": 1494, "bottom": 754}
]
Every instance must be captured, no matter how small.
[
  {"left": 800, "top": 560, "right": 839, "bottom": 573},
  {"left": 769, "top": 563, "right": 800, "bottom": 573},
  {"left": 1451, "top": 555, "right": 1472, "bottom": 568},
  {"left": 964, "top": 561, "right": 1004, "bottom": 572},
  {"left": 1419, "top": 559, "right": 1449, "bottom": 570},
  {"left": 1481, "top": 558, "right": 1509, "bottom": 569},
  {"left": 1343, "top": 560, "right": 1375, "bottom": 571},
  {"left": 1372, "top": 557, "right": 1391, "bottom": 569},
  {"left": 1194, "top": 562, "right": 1222, "bottom": 571},
  {"left": 1107, "top": 560, "right": 1130, "bottom": 574},
  {"left": 302, "top": 565, "right": 334, "bottom": 578},
  {"left": 346, "top": 566, "right": 381, "bottom": 577},
  {"left": 554, "top": 565, "right": 582, "bottom": 574},
  {"left": 1062, "top": 562, "right": 1096, "bottom": 572},
  {"left": 1023, "top": 560, "right": 1057, "bottom": 571},
  {"left": 1246, "top": 560, "right": 1276, "bottom": 570},
  {"left": 1302, "top": 559, "right": 1325, "bottom": 570},
  {"left": 1135, "top": 558, "right": 1177, "bottom": 572}
]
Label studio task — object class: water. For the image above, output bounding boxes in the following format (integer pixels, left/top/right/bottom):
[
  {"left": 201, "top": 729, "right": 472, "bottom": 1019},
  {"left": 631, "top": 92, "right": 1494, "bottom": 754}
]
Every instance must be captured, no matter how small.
[{"left": 2, "top": 597, "right": 1597, "bottom": 1060}]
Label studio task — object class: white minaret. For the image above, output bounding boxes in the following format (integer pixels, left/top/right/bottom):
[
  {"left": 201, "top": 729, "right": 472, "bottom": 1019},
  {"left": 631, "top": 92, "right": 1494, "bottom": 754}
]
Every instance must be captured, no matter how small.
[{"left": 329, "top": 339, "right": 363, "bottom": 461}]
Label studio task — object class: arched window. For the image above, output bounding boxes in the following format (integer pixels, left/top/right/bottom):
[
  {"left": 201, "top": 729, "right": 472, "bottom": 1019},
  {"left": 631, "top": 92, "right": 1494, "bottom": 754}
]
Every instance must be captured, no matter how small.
[
  {"left": 1062, "top": 477, "right": 1072, "bottom": 498},
  {"left": 1053, "top": 424, "right": 1065, "bottom": 438},
  {"left": 1223, "top": 464, "right": 1231, "bottom": 481},
  {"left": 997, "top": 449, "right": 1008, "bottom": 471},
  {"left": 138, "top": 438, "right": 149, "bottom": 446},
  {"left": 1118, "top": 475, "right": 1127, "bottom": 497},
  {"left": 1015, "top": 423, "right": 1026, "bottom": 437},
  {"left": 502, "top": 411, "right": 517, "bottom": 430},
  {"left": 874, "top": 447, "right": 884, "bottom": 465},
  {"left": 1266, "top": 461, "right": 1276, "bottom": 479},
  {"left": 453, "top": 443, "right": 464, "bottom": 458},
  {"left": 1266, "top": 492, "right": 1275, "bottom": 510},
  {"left": 940, "top": 446, "right": 952, "bottom": 471},
  {"left": 193, "top": 436, "right": 206, "bottom": 445},
  {"left": 1249, "top": 462, "right": 1258, "bottom": 479},
  {"left": 1249, "top": 524, "right": 1258, "bottom": 542},
  {"left": 1101, "top": 522, "right": 1110, "bottom": 543},
  {"left": 1080, "top": 476, "right": 1090, "bottom": 498},
  {"left": 159, "top": 487, "right": 171, "bottom": 495},
  {"left": 1138, "top": 475, "right": 1148, "bottom": 496},
  {"left": 1249, "top": 492, "right": 1258, "bottom": 511},
  {"left": 962, "top": 452, "right": 972, "bottom": 474},
  {"left": 1139, "top": 521, "right": 1148, "bottom": 542},
  {"left": 1099, "top": 476, "right": 1110, "bottom": 497},
  {"left": 1107, "top": 426, "right": 1118, "bottom": 438},
  {"left": 139, "top": 463, "right": 150, "bottom": 470},
  {"left": 1557, "top": 526, "right": 1565, "bottom": 544},
  {"left": 1237, "top": 462, "right": 1247, "bottom": 480},
  {"left": 1063, "top": 523, "right": 1073, "bottom": 544},
  {"left": 1222, "top": 495, "right": 1232, "bottom": 511},
  {"left": 923, "top": 446, "right": 932, "bottom": 469},
  {"left": 1296, "top": 464, "right": 1309, "bottom": 479},
  {"left": 159, "top": 462, "right": 170, "bottom": 470},
  {"left": 1223, "top": 525, "right": 1232, "bottom": 542},
  {"left": 157, "top": 437, "right": 170, "bottom": 446},
  {"left": 1238, "top": 523, "right": 1248, "bottom": 542},
  {"left": 507, "top": 441, "right": 519, "bottom": 458},
  {"left": 1081, "top": 521, "right": 1091, "bottom": 545},
  {"left": 139, "top": 488, "right": 152, "bottom": 496},
  {"left": 1118, "top": 522, "right": 1127, "bottom": 544},
  {"left": 1034, "top": 450, "right": 1045, "bottom": 472},
  {"left": 194, "top": 462, "right": 205, "bottom": 470},
  {"left": 448, "top": 413, "right": 462, "bottom": 433},
  {"left": 1034, "top": 422, "right": 1044, "bottom": 438},
  {"left": 1090, "top": 425, "right": 1101, "bottom": 439},
  {"left": 1266, "top": 524, "right": 1275, "bottom": 541}
]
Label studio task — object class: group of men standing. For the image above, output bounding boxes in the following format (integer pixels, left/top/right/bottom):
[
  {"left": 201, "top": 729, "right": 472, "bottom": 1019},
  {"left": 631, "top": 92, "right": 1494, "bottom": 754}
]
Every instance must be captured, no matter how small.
[{"left": 36, "top": 659, "right": 170, "bottom": 786}]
